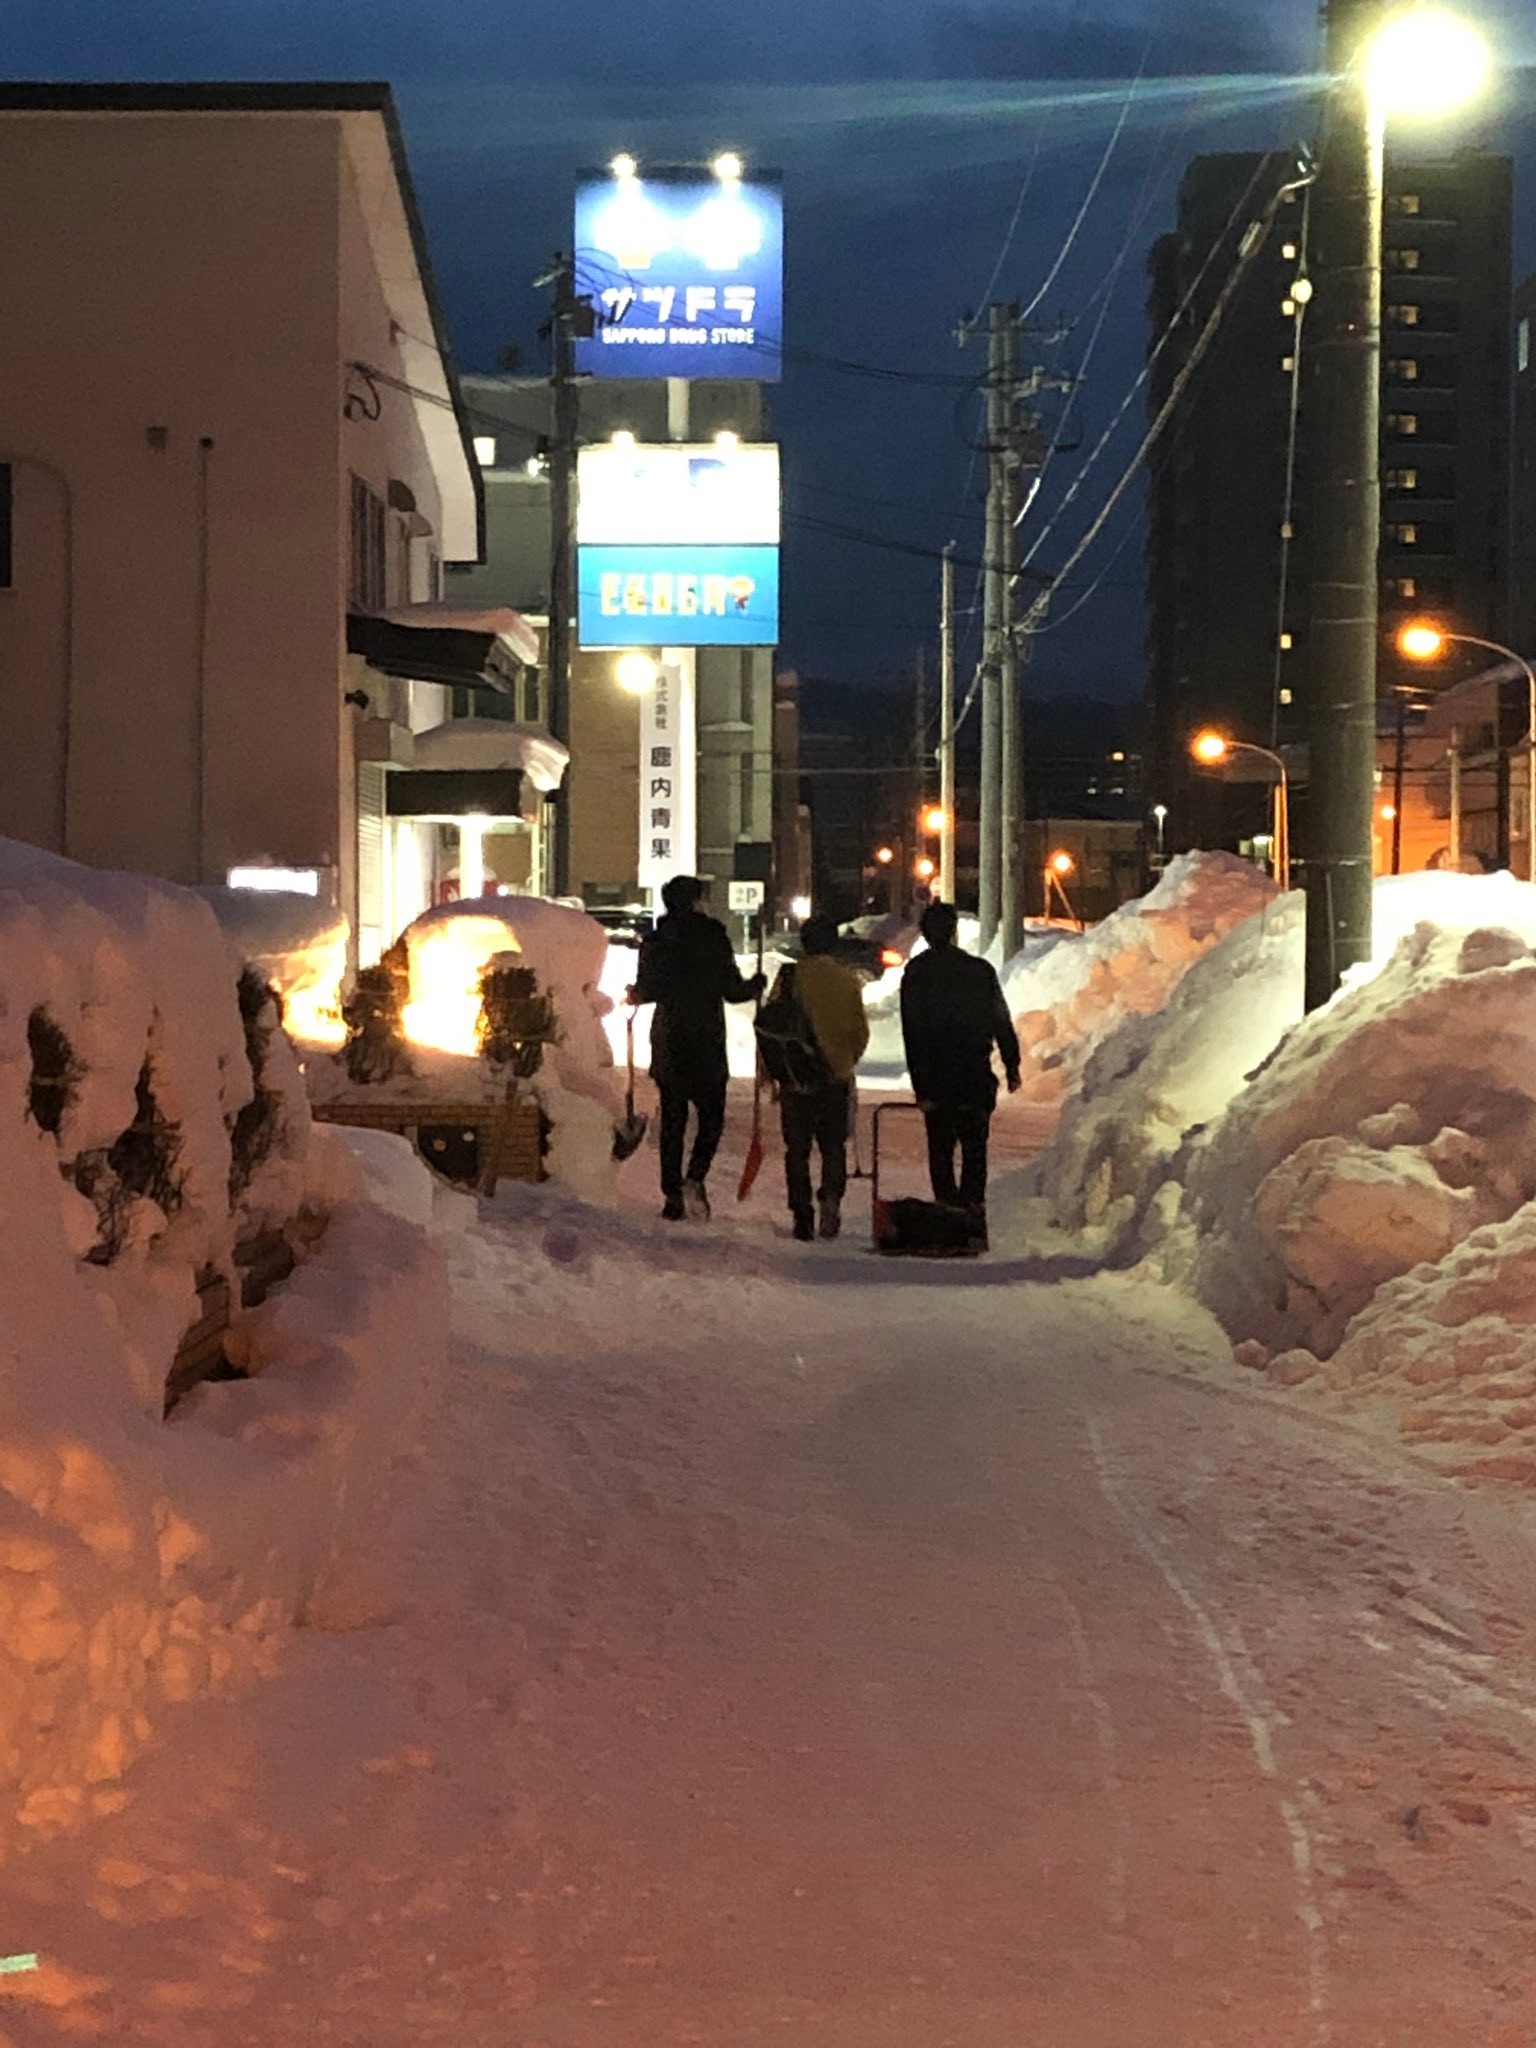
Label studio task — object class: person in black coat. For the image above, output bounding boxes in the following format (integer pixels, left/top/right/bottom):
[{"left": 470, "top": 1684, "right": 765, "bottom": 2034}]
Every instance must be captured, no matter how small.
[
  {"left": 631, "top": 875, "right": 764, "bottom": 1220},
  {"left": 899, "top": 900, "right": 1021, "bottom": 1215}
]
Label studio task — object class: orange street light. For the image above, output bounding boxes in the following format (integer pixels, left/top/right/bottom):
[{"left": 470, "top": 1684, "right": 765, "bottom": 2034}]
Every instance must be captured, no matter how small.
[
  {"left": 914, "top": 855, "right": 936, "bottom": 881},
  {"left": 1190, "top": 729, "right": 1290, "bottom": 890},
  {"left": 920, "top": 804, "right": 948, "bottom": 835},
  {"left": 874, "top": 844, "right": 895, "bottom": 865},
  {"left": 1397, "top": 618, "right": 1536, "bottom": 880},
  {"left": 1049, "top": 849, "right": 1075, "bottom": 876},
  {"left": 1397, "top": 620, "right": 1446, "bottom": 663}
]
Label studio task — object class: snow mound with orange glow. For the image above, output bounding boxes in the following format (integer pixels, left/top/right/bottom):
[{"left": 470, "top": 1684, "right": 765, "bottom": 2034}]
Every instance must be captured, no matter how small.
[
  {"left": 0, "top": 840, "right": 445, "bottom": 1853},
  {"left": 1001, "top": 851, "right": 1280, "bottom": 1104}
]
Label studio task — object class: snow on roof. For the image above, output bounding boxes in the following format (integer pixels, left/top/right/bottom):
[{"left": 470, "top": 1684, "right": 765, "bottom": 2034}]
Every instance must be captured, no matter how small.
[{"left": 411, "top": 719, "right": 568, "bottom": 790}]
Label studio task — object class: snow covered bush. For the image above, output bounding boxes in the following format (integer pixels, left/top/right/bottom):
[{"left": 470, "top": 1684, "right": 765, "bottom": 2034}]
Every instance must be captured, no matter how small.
[
  {"left": 0, "top": 842, "right": 447, "bottom": 1855},
  {"left": 1003, "top": 851, "right": 1279, "bottom": 1104}
]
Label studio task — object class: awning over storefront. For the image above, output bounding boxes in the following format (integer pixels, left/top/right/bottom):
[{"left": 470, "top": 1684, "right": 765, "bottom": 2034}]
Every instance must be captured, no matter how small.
[
  {"left": 386, "top": 768, "right": 534, "bottom": 822},
  {"left": 347, "top": 604, "right": 539, "bottom": 694},
  {"left": 410, "top": 719, "right": 568, "bottom": 792}
]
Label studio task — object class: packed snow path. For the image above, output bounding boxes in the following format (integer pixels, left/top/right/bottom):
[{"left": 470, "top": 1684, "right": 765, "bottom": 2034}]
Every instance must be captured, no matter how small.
[{"left": 10, "top": 1193, "right": 1536, "bottom": 2044}]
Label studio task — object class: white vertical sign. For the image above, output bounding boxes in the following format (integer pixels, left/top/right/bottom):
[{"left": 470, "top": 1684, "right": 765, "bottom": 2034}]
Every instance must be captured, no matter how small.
[{"left": 638, "top": 650, "right": 697, "bottom": 911}]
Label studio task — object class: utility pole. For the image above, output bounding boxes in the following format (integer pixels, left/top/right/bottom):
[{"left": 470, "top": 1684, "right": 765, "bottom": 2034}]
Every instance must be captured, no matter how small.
[
  {"left": 939, "top": 542, "right": 957, "bottom": 905},
  {"left": 996, "top": 311, "right": 1024, "bottom": 963},
  {"left": 978, "top": 306, "right": 1009, "bottom": 954},
  {"left": 960, "top": 303, "right": 1063, "bottom": 955},
  {"left": 543, "top": 253, "right": 587, "bottom": 899},
  {"left": 1303, "top": 0, "right": 1384, "bottom": 1008}
]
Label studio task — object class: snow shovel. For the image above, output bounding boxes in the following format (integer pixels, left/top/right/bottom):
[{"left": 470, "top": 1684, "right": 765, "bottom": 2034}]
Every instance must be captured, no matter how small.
[
  {"left": 611, "top": 1008, "right": 648, "bottom": 1162},
  {"left": 848, "top": 1084, "right": 869, "bottom": 1181},
  {"left": 737, "top": 913, "right": 767, "bottom": 1201}
]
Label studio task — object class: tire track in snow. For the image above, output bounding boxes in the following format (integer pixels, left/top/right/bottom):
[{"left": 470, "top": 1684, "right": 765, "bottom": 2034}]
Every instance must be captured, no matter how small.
[
  {"left": 1042, "top": 1570, "right": 1132, "bottom": 1938},
  {"left": 1084, "top": 1409, "right": 1333, "bottom": 2045}
]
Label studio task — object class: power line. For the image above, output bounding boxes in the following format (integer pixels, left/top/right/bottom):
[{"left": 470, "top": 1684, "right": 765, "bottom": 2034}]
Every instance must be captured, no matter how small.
[{"left": 1019, "top": 44, "right": 1148, "bottom": 322}]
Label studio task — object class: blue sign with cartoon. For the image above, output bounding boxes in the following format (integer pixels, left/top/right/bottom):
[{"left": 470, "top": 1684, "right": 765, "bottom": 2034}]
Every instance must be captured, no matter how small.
[
  {"left": 574, "top": 168, "right": 784, "bottom": 381},
  {"left": 578, "top": 544, "right": 780, "bottom": 648}
]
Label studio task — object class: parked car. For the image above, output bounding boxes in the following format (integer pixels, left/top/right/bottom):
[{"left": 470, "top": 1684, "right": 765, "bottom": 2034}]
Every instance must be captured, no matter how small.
[
  {"left": 779, "top": 918, "right": 908, "bottom": 986},
  {"left": 588, "top": 905, "right": 654, "bottom": 950}
]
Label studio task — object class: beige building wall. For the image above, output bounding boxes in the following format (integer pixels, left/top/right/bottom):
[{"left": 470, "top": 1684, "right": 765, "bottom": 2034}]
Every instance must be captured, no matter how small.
[{"left": 0, "top": 102, "right": 474, "bottom": 953}]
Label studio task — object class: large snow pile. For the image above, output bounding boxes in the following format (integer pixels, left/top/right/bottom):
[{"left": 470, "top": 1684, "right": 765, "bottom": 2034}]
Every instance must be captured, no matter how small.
[
  {"left": 1297, "top": 1205, "right": 1536, "bottom": 1484},
  {"left": 1004, "top": 852, "right": 1279, "bottom": 1103},
  {"left": 0, "top": 842, "right": 447, "bottom": 1854},
  {"left": 1182, "top": 915, "right": 1536, "bottom": 1358}
]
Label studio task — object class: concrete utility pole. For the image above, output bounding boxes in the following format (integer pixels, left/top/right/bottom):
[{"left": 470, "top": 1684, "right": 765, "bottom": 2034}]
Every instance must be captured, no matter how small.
[
  {"left": 939, "top": 542, "right": 957, "bottom": 906},
  {"left": 1303, "top": 0, "right": 1385, "bottom": 1009},
  {"left": 961, "top": 304, "right": 1061, "bottom": 956},
  {"left": 544, "top": 253, "right": 586, "bottom": 899}
]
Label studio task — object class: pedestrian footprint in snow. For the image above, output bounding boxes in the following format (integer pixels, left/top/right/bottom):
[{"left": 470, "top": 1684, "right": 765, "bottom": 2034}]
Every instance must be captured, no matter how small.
[
  {"left": 756, "top": 913, "right": 869, "bottom": 1242},
  {"left": 630, "top": 874, "right": 764, "bottom": 1222}
]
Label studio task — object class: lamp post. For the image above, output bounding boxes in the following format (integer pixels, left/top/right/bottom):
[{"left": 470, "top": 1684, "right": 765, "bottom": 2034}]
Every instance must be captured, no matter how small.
[
  {"left": 1151, "top": 803, "right": 1168, "bottom": 869},
  {"left": 1304, "top": 1, "right": 1490, "bottom": 1010},
  {"left": 1045, "top": 849, "right": 1083, "bottom": 930},
  {"left": 1191, "top": 730, "right": 1291, "bottom": 889},
  {"left": 1398, "top": 621, "right": 1536, "bottom": 880}
]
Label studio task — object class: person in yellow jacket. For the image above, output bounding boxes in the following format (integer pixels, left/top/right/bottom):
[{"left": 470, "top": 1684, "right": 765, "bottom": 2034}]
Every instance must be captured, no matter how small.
[{"left": 778, "top": 914, "right": 870, "bottom": 1241}]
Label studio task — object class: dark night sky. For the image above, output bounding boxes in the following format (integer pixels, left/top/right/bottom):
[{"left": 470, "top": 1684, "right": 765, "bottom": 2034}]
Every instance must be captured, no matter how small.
[{"left": 8, "top": 0, "right": 1534, "bottom": 708}]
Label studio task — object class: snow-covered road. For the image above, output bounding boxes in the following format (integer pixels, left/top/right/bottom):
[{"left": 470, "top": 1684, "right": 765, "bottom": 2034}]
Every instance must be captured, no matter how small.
[{"left": 9, "top": 1185, "right": 1536, "bottom": 2046}]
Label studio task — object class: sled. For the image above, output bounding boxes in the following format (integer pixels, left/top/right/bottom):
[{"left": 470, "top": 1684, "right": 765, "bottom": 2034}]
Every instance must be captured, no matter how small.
[{"left": 870, "top": 1102, "right": 987, "bottom": 1258}]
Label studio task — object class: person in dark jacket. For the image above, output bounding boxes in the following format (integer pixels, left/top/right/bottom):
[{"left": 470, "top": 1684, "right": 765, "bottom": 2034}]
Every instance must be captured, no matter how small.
[
  {"left": 899, "top": 900, "right": 1021, "bottom": 1215},
  {"left": 631, "top": 875, "right": 764, "bottom": 1221},
  {"left": 773, "top": 913, "right": 870, "bottom": 1243}
]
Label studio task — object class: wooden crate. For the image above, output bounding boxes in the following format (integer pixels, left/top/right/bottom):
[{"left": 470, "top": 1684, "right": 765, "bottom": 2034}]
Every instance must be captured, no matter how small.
[{"left": 310, "top": 1093, "right": 546, "bottom": 1190}]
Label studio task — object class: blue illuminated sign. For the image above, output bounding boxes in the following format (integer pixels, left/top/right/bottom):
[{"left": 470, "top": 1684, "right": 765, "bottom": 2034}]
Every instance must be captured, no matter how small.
[
  {"left": 574, "top": 170, "right": 783, "bottom": 381},
  {"left": 578, "top": 545, "right": 780, "bottom": 648}
]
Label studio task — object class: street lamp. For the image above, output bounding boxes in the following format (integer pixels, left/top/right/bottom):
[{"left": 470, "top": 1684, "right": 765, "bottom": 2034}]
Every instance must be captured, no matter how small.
[
  {"left": 1044, "top": 849, "right": 1082, "bottom": 929},
  {"left": 615, "top": 650, "right": 658, "bottom": 696},
  {"left": 874, "top": 844, "right": 895, "bottom": 866},
  {"left": 1151, "top": 803, "right": 1168, "bottom": 866},
  {"left": 1304, "top": 0, "right": 1490, "bottom": 1009},
  {"left": 1397, "top": 619, "right": 1536, "bottom": 880},
  {"left": 920, "top": 804, "right": 948, "bottom": 837},
  {"left": 1190, "top": 729, "right": 1291, "bottom": 890}
]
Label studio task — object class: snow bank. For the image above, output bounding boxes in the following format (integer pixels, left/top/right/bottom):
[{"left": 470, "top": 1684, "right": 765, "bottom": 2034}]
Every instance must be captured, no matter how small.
[
  {"left": 1182, "top": 917, "right": 1536, "bottom": 1358},
  {"left": 1299, "top": 1204, "right": 1536, "bottom": 1484},
  {"left": 1004, "top": 852, "right": 1278, "bottom": 1103},
  {"left": 0, "top": 843, "right": 447, "bottom": 1854}
]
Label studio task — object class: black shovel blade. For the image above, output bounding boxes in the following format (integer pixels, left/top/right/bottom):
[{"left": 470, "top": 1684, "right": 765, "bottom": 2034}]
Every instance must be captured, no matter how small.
[{"left": 611, "top": 1111, "right": 649, "bottom": 1162}]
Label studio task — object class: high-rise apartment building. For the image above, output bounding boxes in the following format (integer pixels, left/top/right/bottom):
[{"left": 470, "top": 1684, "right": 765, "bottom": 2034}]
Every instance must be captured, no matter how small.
[{"left": 1146, "top": 148, "right": 1513, "bottom": 847}]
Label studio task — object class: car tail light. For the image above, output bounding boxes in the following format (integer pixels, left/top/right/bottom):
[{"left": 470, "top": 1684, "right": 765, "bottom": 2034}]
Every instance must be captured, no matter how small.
[{"left": 879, "top": 947, "right": 903, "bottom": 969}]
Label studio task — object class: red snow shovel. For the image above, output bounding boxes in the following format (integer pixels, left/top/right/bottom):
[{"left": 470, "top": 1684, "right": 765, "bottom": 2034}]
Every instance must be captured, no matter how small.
[{"left": 737, "top": 914, "right": 767, "bottom": 1201}]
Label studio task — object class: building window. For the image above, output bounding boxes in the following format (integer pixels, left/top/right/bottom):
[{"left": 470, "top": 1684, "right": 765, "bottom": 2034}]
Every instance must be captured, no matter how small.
[
  {"left": 0, "top": 464, "right": 11, "bottom": 591},
  {"left": 1393, "top": 304, "right": 1422, "bottom": 327},
  {"left": 1387, "top": 247, "right": 1422, "bottom": 271},
  {"left": 1386, "top": 358, "right": 1420, "bottom": 382},
  {"left": 1281, "top": 241, "right": 1298, "bottom": 260},
  {"left": 1384, "top": 467, "right": 1419, "bottom": 492},
  {"left": 1279, "top": 687, "right": 1294, "bottom": 706},
  {"left": 1386, "top": 522, "right": 1419, "bottom": 545},
  {"left": 1390, "top": 576, "right": 1419, "bottom": 599},
  {"left": 1278, "top": 631, "right": 1293, "bottom": 650},
  {"left": 349, "top": 475, "right": 387, "bottom": 612},
  {"left": 1395, "top": 192, "right": 1422, "bottom": 216},
  {"left": 473, "top": 435, "right": 497, "bottom": 468},
  {"left": 1281, "top": 355, "right": 1296, "bottom": 373},
  {"left": 1386, "top": 412, "right": 1419, "bottom": 436}
]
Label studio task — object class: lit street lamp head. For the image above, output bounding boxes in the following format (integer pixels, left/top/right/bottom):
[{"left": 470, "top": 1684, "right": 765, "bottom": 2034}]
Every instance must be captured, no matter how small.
[
  {"left": 1365, "top": 5, "right": 1491, "bottom": 118},
  {"left": 1397, "top": 620, "right": 1447, "bottom": 662},
  {"left": 1049, "top": 850, "right": 1075, "bottom": 877},
  {"left": 614, "top": 651, "right": 658, "bottom": 696},
  {"left": 921, "top": 805, "right": 947, "bottom": 835},
  {"left": 874, "top": 844, "right": 895, "bottom": 866},
  {"left": 1190, "top": 729, "right": 1230, "bottom": 766}
]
